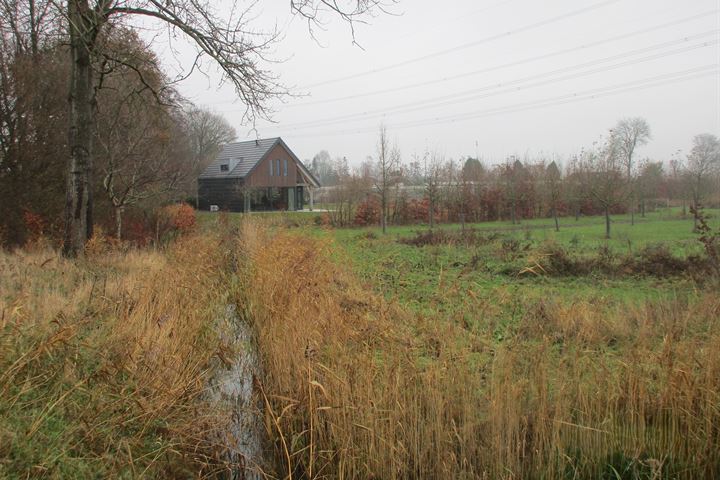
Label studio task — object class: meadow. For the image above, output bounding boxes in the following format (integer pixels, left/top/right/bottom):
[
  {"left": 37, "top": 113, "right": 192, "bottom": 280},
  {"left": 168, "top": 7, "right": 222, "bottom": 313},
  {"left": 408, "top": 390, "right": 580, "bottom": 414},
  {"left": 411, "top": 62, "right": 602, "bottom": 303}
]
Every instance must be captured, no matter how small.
[
  {"left": 226, "top": 208, "right": 720, "bottom": 479},
  {"left": 2, "top": 209, "right": 719, "bottom": 478}
]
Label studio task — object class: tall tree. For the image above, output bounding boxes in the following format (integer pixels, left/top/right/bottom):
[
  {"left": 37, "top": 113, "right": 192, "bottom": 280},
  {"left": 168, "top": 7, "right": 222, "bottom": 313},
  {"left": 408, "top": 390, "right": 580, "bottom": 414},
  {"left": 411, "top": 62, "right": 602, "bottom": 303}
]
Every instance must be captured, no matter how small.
[
  {"left": 185, "top": 107, "right": 236, "bottom": 180},
  {"left": 612, "top": 117, "right": 651, "bottom": 225},
  {"left": 374, "top": 124, "right": 399, "bottom": 234},
  {"left": 581, "top": 135, "right": 625, "bottom": 239},
  {"left": 0, "top": 0, "right": 65, "bottom": 245}
]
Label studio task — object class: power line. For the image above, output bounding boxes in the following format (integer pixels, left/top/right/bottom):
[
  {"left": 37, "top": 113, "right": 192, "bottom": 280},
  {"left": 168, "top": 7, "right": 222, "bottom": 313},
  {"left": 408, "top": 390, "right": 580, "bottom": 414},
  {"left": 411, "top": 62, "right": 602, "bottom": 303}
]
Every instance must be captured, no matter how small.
[
  {"left": 392, "top": 66, "right": 719, "bottom": 128},
  {"left": 278, "top": 9, "right": 719, "bottom": 108},
  {"left": 299, "top": 0, "right": 624, "bottom": 89},
  {"left": 266, "top": 65, "right": 718, "bottom": 138},
  {"left": 213, "top": 9, "right": 719, "bottom": 112},
  {"left": 256, "top": 35, "right": 718, "bottom": 131}
]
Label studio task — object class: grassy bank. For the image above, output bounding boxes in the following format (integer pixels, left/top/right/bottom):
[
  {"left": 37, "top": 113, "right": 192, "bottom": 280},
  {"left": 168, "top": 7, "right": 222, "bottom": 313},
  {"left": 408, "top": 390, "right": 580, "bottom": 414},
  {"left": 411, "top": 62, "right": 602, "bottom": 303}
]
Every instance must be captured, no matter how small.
[{"left": 0, "top": 234, "right": 238, "bottom": 477}]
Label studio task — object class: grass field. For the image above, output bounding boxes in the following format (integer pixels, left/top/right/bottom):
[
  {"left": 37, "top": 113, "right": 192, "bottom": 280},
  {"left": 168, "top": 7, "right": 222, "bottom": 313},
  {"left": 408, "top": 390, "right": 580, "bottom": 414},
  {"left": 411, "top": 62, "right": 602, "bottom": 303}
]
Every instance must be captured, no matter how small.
[
  {"left": 221, "top": 210, "right": 720, "bottom": 478},
  {"left": 2, "top": 209, "right": 718, "bottom": 478},
  {"left": 320, "top": 209, "right": 718, "bottom": 312}
]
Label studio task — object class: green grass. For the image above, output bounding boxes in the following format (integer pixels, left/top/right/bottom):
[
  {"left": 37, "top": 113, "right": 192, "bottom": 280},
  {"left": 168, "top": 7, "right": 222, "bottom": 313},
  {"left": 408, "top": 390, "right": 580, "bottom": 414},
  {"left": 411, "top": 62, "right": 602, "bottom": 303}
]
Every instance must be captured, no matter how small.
[
  {"left": 306, "top": 208, "right": 717, "bottom": 320},
  {"left": 197, "top": 206, "right": 717, "bottom": 345},
  {"left": 237, "top": 213, "right": 720, "bottom": 478}
]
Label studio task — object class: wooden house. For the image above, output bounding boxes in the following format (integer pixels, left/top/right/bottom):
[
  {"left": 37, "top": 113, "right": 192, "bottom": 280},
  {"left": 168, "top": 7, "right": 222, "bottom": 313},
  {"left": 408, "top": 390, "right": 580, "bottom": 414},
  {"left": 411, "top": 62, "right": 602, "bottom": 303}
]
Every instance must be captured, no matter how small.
[{"left": 198, "top": 137, "right": 320, "bottom": 212}]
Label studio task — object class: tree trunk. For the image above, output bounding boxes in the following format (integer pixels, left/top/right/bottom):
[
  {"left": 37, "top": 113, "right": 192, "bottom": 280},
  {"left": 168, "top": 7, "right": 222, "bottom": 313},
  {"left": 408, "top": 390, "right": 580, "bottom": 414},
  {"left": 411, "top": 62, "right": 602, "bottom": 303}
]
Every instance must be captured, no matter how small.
[
  {"left": 429, "top": 196, "right": 434, "bottom": 229},
  {"left": 553, "top": 207, "right": 559, "bottom": 232},
  {"left": 115, "top": 205, "right": 123, "bottom": 240},
  {"left": 381, "top": 193, "right": 386, "bottom": 234},
  {"left": 63, "top": 0, "right": 97, "bottom": 257},
  {"left": 605, "top": 206, "right": 611, "bottom": 239}
]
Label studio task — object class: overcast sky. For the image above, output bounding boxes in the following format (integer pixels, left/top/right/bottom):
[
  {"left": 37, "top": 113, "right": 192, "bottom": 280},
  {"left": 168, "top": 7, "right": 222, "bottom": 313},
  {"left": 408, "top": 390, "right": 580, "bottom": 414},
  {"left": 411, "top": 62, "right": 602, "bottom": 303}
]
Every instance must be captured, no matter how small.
[{"left": 148, "top": 0, "right": 720, "bottom": 167}]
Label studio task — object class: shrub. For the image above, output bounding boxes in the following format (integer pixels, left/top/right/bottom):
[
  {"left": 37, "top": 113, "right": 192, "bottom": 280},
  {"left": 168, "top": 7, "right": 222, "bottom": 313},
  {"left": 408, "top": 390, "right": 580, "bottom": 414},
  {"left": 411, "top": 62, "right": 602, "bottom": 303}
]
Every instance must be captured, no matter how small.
[
  {"left": 354, "top": 197, "right": 380, "bottom": 226},
  {"left": 163, "top": 203, "right": 197, "bottom": 233}
]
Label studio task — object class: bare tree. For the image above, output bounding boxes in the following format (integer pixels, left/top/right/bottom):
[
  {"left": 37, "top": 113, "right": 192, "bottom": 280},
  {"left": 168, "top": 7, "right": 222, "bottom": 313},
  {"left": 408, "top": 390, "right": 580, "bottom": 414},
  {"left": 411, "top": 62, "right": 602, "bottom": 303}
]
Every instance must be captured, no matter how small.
[
  {"left": 612, "top": 117, "right": 651, "bottom": 226},
  {"left": 668, "top": 150, "right": 686, "bottom": 215},
  {"left": 502, "top": 156, "right": 525, "bottom": 225},
  {"left": 545, "top": 160, "right": 562, "bottom": 232},
  {"left": 636, "top": 159, "right": 663, "bottom": 217},
  {"left": 424, "top": 151, "right": 443, "bottom": 229},
  {"left": 185, "top": 107, "right": 236, "bottom": 176},
  {"left": 581, "top": 135, "right": 626, "bottom": 239},
  {"left": 61, "top": 0, "right": 389, "bottom": 256},
  {"left": 686, "top": 133, "right": 720, "bottom": 230},
  {"left": 97, "top": 95, "right": 188, "bottom": 239},
  {"left": 564, "top": 155, "right": 585, "bottom": 221},
  {"left": 374, "top": 124, "right": 399, "bottom": 234}
]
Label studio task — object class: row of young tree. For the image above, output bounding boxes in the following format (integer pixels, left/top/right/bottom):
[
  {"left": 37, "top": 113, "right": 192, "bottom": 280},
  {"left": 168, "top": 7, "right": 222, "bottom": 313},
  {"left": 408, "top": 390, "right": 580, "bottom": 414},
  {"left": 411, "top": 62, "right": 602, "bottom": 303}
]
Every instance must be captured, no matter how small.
[
  {"left": 313, "top": 120, "right": 720, "bottom": 238},
  {"left": 0, "top": 1, "right": 241, "bottom": 246}
]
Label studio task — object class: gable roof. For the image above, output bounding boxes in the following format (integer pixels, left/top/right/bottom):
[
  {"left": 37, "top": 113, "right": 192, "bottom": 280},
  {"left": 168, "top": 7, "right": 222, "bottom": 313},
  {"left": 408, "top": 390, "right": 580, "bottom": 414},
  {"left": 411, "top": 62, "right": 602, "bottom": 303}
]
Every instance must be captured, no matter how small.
[
  {"left": 199, "top": 137, "right": 320, "bottom": 188},
  {"left": 199, "top": 137, "right": 279, "bottom": 179}
]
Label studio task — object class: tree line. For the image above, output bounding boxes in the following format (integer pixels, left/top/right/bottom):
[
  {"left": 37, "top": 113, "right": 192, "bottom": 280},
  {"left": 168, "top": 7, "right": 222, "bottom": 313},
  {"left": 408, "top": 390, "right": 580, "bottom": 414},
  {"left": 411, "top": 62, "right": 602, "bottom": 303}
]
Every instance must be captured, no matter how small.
[{"left": 312, "top": 121, "right": 720, "bottom": 238}]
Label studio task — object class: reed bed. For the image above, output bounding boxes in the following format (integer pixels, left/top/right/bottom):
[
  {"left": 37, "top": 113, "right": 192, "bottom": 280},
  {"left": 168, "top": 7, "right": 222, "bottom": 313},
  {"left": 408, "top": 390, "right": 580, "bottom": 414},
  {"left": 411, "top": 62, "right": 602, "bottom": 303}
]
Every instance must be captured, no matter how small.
[
  {"left": 0, "top": 235, "right": 237, "bottom": 478},
  {"left": 238, "top": 219, "right": 720, "bottom": 479}
]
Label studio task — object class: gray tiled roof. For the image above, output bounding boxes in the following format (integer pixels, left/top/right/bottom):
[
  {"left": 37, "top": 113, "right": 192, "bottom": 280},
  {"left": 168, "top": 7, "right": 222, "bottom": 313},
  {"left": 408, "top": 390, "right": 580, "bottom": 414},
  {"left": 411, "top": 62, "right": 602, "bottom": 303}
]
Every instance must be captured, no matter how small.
[{"left": 199, "top": 137, "right": 280, "bottom": 179}]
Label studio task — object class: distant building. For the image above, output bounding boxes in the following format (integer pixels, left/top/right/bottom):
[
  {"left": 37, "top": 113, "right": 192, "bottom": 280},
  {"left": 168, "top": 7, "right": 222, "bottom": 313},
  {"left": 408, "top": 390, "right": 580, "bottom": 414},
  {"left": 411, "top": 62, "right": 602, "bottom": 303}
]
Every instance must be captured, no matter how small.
[{"left": 198, "top": 137, "right": 320, "bottom": 212}]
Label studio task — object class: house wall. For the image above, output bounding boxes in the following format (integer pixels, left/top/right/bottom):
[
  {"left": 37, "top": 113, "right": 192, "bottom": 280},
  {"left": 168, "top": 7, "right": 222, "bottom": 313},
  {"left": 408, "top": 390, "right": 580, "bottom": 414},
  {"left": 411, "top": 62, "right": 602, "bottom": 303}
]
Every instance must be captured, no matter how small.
[
  {"left": 245, "top": 143, "right": 298, "bottom": 187},
  {"left": 198, "top": 178, "right": 245, "bottom": 211}
]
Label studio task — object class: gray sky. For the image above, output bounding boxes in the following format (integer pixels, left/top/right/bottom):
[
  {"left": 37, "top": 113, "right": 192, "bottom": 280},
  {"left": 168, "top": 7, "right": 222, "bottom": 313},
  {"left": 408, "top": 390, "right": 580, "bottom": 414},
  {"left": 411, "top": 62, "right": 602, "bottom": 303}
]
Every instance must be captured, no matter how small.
[{"left": 149, "top": 0, "right": 720, "bottom": 167}]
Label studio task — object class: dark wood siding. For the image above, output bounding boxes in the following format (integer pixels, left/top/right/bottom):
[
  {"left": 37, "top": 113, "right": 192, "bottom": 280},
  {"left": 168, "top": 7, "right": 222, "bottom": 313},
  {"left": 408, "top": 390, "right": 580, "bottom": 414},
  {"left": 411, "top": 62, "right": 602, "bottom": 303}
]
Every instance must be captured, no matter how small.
[
  {"left": 246, "top": 143, "right": 298, "bottom": 187},
  {"left": 198, "top": 178, "right": 245, "bottom": 211}
]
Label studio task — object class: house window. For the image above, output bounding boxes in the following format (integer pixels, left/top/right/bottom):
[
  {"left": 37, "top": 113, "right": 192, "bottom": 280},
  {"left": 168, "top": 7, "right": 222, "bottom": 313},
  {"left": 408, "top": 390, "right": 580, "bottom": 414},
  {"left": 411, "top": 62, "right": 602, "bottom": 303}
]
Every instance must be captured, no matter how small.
[
  {"left": 276, "top": 159, "right": 281, "bottom": 177},
  {"left": 284, "top": 159, "right": 288, "bottom": 176},
  {"left": 269, "top": 160, "right": 273, "bottom": 176},
  {"left": 220, "top": 164, "right": 229, "bottom": 172}
]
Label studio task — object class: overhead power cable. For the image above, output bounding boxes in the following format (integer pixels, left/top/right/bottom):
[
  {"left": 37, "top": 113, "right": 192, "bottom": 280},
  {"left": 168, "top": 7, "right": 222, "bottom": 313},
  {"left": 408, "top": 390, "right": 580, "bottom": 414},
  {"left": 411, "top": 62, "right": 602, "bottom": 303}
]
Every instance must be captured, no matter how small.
[
  {"left": 299, "top": 0, "right": 624, "bottom": 89},
  {"left": 264, "top": 65, "right": 718, "bottom": 139},
  {"left": 256, "top": 35, "right": 718, "bottom": 131},
  {"left": 273, "top": 9, "right": 719, "bottom": 109}
]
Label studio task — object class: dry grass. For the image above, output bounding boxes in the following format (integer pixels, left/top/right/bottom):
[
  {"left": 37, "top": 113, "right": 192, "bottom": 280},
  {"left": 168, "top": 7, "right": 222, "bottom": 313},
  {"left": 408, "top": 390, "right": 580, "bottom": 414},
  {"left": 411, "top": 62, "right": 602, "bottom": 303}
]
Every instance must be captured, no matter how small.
[
  {"left": 0, "top": 234, "right": 237, "bottom": 478},
  {"left": 238, "top": 219, "right": 720, "bottom": 479}
]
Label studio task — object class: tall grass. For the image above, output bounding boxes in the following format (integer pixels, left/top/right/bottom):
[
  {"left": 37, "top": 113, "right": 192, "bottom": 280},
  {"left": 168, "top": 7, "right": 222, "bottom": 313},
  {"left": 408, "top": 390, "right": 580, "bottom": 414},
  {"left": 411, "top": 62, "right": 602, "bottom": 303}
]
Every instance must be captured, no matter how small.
[
  {"left": 238, "top": 220, "right": 720, "bottom": 479},
  {"left": 0, "top": 235, "right": 238, "bottom": 477}
]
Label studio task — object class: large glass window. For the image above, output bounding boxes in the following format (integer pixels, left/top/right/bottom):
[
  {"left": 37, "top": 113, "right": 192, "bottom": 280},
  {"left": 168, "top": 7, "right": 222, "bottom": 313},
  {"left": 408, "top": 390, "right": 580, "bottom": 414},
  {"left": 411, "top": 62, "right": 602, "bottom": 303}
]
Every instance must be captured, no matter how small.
[
  {"left": 276, "top": 159, "right": 281, "bottom": 177},
  {"left": 284, "top": 159, "right": 288, "bottom": 176},
  {"left": 269, "top": 159, "right": 273, "bottom": 176}
]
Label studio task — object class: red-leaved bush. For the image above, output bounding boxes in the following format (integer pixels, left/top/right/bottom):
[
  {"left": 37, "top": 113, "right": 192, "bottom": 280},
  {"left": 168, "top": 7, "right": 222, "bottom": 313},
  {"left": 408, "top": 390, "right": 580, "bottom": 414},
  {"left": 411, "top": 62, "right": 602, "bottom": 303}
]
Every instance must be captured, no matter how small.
[
  {"left": 163, "top": 203, "right": 197, "bottom": 233},
  {"left": 354, "top": 197, "right": 381, "bottom": 226}
]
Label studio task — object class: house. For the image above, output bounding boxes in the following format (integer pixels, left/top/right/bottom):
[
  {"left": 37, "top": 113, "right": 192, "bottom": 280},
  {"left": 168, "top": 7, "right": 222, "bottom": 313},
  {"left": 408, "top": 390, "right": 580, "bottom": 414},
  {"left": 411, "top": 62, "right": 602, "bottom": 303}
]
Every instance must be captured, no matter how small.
[{"left": 198, "top": 137, "right": 320, "bottom": 212}]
